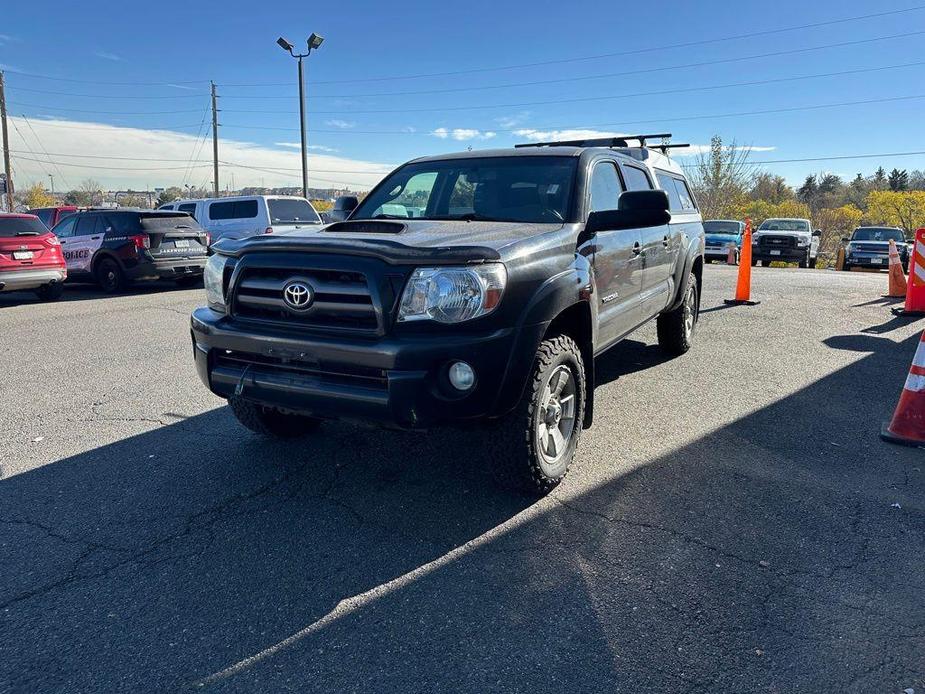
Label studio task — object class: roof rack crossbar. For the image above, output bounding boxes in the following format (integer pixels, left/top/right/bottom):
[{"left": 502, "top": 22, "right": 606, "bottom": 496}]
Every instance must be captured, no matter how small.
[{"left": 514, "top": 132, "right": 674, "bottom": 149}]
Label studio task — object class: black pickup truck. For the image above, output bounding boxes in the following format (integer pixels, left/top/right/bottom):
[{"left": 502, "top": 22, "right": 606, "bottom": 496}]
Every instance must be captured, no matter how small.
[{"left": 191, "top": 136, "right": 705, "bottom": 493}]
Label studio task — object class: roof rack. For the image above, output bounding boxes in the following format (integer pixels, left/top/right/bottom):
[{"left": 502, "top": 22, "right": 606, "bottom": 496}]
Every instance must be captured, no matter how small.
[
  {"left": 515, "top": 132, "right": 675, "bottom": 149},
  {"left": 646, "top": 143, "right": 691, "bottom": 155}
]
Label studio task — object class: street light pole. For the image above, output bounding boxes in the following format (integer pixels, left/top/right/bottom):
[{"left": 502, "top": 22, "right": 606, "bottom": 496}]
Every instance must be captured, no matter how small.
[
  {"left": 277, "top": 33, "right": 324, "bottom": 199},
  {"left": 297, "top": 55, "right": 308, "bottom": 199}
]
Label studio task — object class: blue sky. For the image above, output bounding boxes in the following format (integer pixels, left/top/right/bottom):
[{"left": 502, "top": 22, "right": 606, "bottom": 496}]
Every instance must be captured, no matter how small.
[{"left": 1, "top": 0, "right": 923, "bottom": 191}]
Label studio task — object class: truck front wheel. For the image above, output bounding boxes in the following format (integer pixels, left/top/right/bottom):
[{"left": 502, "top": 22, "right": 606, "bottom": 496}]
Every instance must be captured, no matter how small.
[
  {"left": 657, "top": 272, "right": 699, "bottom": 356},
  {"left": 493, "top": 335, "right": 586, "bottom": 495},
  {"left": 228, "top": 396, "right": 321, "bottom": 438}
]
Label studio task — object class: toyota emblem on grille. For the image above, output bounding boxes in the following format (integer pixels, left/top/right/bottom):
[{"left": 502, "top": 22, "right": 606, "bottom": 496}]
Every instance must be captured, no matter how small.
[{"left": 283, "top": 281, "right": 314, "bottom": 310}]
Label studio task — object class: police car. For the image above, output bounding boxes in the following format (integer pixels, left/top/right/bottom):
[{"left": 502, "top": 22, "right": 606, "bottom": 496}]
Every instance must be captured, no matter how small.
[{"left": 52, "top": 209, "right": 209, "bottom": 292}]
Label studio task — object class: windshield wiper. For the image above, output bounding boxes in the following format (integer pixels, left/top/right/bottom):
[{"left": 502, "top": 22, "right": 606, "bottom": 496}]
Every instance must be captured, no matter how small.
[{"left": 371, "top": 213, "right": 406, "bottom": 220}]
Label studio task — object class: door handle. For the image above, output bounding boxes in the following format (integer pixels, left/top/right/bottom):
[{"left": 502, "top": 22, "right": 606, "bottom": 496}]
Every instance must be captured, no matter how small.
[
  {"left": 91, "top": 236, "right": 100, "bottom": 240},
  {"left": 662, "top": 235, "right": 669, "bottom": 247},
  {"left": 632, "top": 242, "right": 642, "bottom": 256}
]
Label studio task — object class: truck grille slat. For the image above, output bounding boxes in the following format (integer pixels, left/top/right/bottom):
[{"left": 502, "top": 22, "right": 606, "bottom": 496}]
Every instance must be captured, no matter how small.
[{"left": 232, "top": 266, "right": 382, "bottom": 335}]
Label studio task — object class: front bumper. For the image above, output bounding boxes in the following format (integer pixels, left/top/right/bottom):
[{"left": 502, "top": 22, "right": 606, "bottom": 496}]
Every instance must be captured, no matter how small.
[
  {"left": 0, "top": 267, "right": 67, "bottom": 292},
  {"left": 845, "top": 253, "right": 899, "bottom": 269},
  {"left": 190, "top": 307, "right": 545, "bottom": 429},
  {"left": 705, "top": 246, "right": 737, "bottom": 259},
  {"left": 751, "top": 246, "right": 809, "bottom": 262}
]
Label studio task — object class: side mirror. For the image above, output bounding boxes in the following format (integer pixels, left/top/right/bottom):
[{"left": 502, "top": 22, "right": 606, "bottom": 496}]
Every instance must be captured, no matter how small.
[
  {"left": 841, "top": 236, "right": 849, "bottom": 243},
  {"left": 584, "top": 190, "right": 671, "bottom": 236},
  {"left": 812, "top": 229, "right": 822, "bottom": 237},
  {"left": 329, "top": 195, "right": 359, "bottom": 222}
]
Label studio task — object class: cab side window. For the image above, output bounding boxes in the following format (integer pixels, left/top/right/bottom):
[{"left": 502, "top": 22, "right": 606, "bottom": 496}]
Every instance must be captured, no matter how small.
[
  {"left": 673, "top": 178, "right": 697, "bottom": 211},
  {"left": 622, "top": 165, "right": 653, "bottom": 191},
  {"left": 589, "top": 162, "right": 624, "bottom": 213},
  {"left": 53, "top": 217, "right": 77, "bottom": 238},
  {"left": 655, "top": 173, "right": 683, "bottom": 211},
  {"left": 178, "top": 203, "right": 197, "bottom": 220}
]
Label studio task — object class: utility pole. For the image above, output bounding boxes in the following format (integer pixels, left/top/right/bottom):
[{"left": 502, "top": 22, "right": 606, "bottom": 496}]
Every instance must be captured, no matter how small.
[
  {"left": 48, "top": 174, "right": 55, "bottom": 196},
  {"left": 0, "top": 71, "right": 14, "bottom": 212},
  {"left": 211, "top": 81, "right": 219, "bottom": 197}
]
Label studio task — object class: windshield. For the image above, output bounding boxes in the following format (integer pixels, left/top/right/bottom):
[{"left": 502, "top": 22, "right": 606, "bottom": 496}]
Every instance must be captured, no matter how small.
[
  {"left": 268, "top": 198, "right": 321, "bottom": 225},
  {"left": 851, "top": 227, "right": 905, "bottom": 242},
  {"left": 353, "top": 156, "right": 577, "bottom": 223},
  {"left": 0, "top": 216, "right": 48, "bottom": 237},
  {"left": 140, "top": 213, "right": 203, "bottom": 232},
  {"left": 758, "top": 219, "right": 810, "bottom": 232},
  {"left": 704, "top": 221, "right": 741, "bottom": 234}
]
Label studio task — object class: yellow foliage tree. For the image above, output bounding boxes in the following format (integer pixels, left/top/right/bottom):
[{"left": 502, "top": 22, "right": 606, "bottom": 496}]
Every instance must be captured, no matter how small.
[
  {"left": 814, "top": 204, "right": 863, "bottom": 255},
  {"left": 865, "top": 191, "right": 925, "bottom": 238},
  {"left": 23, "top": 183, "right": 55, "bottom": 209}
]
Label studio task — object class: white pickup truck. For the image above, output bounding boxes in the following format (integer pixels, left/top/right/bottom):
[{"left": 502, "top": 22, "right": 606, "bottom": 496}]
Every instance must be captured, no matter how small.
[{"left": 751, "top": 218, "right": 820, "bottom": 268}]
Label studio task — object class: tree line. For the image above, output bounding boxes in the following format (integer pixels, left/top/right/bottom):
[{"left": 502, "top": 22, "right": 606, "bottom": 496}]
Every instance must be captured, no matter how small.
[{"left": 689, "top": 135, "right": 925, "bottom": 257}]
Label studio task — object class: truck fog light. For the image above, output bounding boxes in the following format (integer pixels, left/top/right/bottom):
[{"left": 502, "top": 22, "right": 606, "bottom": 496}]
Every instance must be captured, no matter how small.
[{"left": 448, "top": 361, "right": 475, "bottom": 391}]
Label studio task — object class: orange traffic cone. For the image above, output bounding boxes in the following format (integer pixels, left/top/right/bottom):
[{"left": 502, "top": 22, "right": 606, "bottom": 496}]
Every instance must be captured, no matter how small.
[
  {"left": 724, "top": 218, "right": 759, "bottom": 306},
  {"left": 886, "top": 238, "right": 908, "bottom": 298},
  {"left": 880, "top": 329, "right": 925, "bottom": 448},
  {"left": 895, "top": 228, "right": 925, "bottom": 316}
]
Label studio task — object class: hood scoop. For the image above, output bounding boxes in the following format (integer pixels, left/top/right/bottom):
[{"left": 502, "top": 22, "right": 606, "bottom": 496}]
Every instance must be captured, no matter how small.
[{"left": 323, "top": 220, "right": 406, "bottom": 234}]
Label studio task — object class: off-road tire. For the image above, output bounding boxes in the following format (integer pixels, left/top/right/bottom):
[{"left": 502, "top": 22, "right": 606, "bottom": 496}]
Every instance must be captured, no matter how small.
[
  {"left": 751, "top": 256, "right": 758, "bottom": 267},
  {"left": 228, "top": 396, "right": 322, "bottom": 438},
  {"left": 809, "top": 257, "right": 817, "bottom": 269},
  {"left": 34, "top": 282, "right": 64, "bottom": 301},
  {"left": 95, "top": 258, "right": 126, "bottom": 293},
  {"left": 798, "top": 251, "right": 809, "bottom": 269},
  {"left": 492, "top": 335, "right": 586, "bottom": 495},
  {"left": 657, "top": 272, "right": 699, "bottom": 356}
]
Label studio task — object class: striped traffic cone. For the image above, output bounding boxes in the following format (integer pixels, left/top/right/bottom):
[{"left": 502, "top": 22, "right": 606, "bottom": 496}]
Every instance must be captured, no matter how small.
[
  {"left": 880, "top": 329, "right": 925, "bottom": 448},
  {"left": 886, "top": 239, "right": 908, "bottom": 298},
  {"left": 895, "top": 228, "right": 925, "bottom": 316}
]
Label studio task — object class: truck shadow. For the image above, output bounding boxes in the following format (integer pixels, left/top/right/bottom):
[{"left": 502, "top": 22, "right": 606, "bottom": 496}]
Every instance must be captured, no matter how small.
[
  {"left": 1, "top": 333, "right": 922, "bottom": 692},
  {"left": 0, "top": 281, "right": 200, "bottom": 309}
]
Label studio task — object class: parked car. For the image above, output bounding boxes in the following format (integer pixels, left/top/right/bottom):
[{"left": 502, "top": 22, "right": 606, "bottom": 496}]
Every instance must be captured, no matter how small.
[
  {"left": 28, "top": 205, "right": 80, "bottom": 230},
  {"left": 158, "top": 195, "right": 322, "bottom": 243},
  {"left": 703, "top": 220, "right": 744, "bottom": 263},
  {"left": 190, "top": 135, "right": 705, "bottom": 494},
  {"left": 751, "top": 218, "right": 820, "bottom": 268},
  {"left": 842, "top": 226, "right": 909, "bottom": 272},
  {"left": 52, "top": 209, "right": 208, "bottom": 292},
  {"left": 0, "top": 213, "right": 67, "bottom": 301}
]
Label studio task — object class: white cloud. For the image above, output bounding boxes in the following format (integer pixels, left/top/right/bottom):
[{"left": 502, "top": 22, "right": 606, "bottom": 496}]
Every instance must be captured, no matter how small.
[
  {"left": 495, "top": 112, "right": 531, "bottom": 129},
  {"left": 5, "top": 117, "right": 393, "bottom": 191},
  {"left": 0, "top": 34, "right": 20, "bottom": 46},
  {"left": 94, "top": 50, "right": 123, "bottom": 62},
  {"left": 325, "top": 119, "right": 355, "bottom": 129},
  {"left": 514, "top": 128, "right": 626, "bottom": 142},
  {"left": 431, "top": 128, "right": 497, "bottom": 141},
  {"left": 673, "top": 144, "right": 777, "bottom": 157},
  {"left": 165, "top": 83, "right": 198, "bottom": 91},
  {"left": 274, "top": 142, "right": 338, "bottom": 153}
]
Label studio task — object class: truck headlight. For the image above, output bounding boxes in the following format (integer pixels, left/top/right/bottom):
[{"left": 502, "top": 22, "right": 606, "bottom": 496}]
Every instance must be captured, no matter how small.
[
  {"left": 797, "top": 237, "right": 810, "bottom": 246},
  {"left": 398, "top": 263, "right": 507, "bottom": 323},
  {"left": 204, "top": 253, "right": 229, "bottom": 312}
]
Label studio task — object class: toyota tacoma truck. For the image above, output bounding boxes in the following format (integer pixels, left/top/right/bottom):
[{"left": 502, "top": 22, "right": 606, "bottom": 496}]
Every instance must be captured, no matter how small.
[{"left": 190, "top": 135, "right": 705, "bottom": 493}]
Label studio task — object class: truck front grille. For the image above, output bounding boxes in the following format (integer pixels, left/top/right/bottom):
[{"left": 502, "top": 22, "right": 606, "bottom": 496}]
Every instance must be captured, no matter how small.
[
  {"left": 759, "top": 235, "right": 796, "bottom": 249},
  {"left": 232, "top": 266, "right": 380, "bottom": 334}
]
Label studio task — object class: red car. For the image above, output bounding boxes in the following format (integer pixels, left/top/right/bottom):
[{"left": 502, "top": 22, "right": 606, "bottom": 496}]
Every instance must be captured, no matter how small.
[
  {"left": 0, "top": 213, "right": 67, "bottom": 301},
  {"left": 29, "top": 205, "right": 80, "bottom": 229}
]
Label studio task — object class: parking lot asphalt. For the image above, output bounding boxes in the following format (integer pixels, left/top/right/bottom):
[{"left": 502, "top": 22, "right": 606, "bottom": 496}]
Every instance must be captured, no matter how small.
[{"left": 1, "top": 267, "right": 923, "bottom": 693}]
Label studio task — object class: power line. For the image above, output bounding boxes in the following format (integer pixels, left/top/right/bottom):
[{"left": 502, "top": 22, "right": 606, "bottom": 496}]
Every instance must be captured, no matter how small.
[
  {"left": 221, "top": 93, "right": 925, "bottom": 135},
  {"left": 224, "top": 60, "right": 925, "bottom": 115},
  {"left": 218, "top": 30, "right": 925, "bottom": 100},
  {"left": 7, "top": 102, "right": 206, "bottom": 115},
  {"left": 724, "top": 150, "right": 925, "bottom": 166},
  {"left": 4, "top": 5, "right": 923, "bottom": 90},
  {"left": 4, "top": 119, "right": 203, "bottom": 132},
  {"left": 222, "top": 5, "right": 925, "bottom": 86},
  {"left": 7, "top": 85, "right": 208, "bottom": 99},
  {"left": 7, "top": 153, "right": 212, "bottom": 171},
  {"left": 20, "top": 114, "right": 72, "bottom": 190}
]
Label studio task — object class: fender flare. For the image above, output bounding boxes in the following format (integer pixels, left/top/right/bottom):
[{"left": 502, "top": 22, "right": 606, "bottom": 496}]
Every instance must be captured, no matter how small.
[
  {"left": 491, "top": 257, "right": 597, "bottom": 423},
  {"left": 667, "top": 236, "right": 704, "bottom": 311}
]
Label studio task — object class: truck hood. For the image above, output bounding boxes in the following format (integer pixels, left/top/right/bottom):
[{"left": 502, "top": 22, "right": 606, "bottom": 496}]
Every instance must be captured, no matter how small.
[
  {"left": 705, "top": 232, "right": 740, "bottom": 245},
  {"left": 213, "top": 219, "right": 567, "bottom": 264}
]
